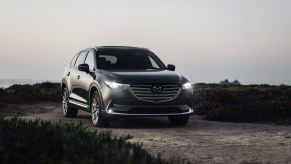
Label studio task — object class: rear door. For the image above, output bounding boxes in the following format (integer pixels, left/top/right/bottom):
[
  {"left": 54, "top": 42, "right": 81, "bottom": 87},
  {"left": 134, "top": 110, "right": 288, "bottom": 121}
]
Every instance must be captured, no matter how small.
[{"left": 65, "top": 53, "right": 79, "bottom": 93}]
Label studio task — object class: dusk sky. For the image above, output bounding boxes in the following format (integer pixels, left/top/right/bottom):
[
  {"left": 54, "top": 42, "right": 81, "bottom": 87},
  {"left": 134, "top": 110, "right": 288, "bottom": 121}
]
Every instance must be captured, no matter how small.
[{"left": 0, "top": 0, "right": 290, "bottom": 85}]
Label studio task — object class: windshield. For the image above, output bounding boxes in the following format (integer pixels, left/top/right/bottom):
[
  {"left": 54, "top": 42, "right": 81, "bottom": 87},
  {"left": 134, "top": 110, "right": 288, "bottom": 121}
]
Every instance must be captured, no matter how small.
[{"left": 96, "top": 51, "right": 166, "bottom": 70}]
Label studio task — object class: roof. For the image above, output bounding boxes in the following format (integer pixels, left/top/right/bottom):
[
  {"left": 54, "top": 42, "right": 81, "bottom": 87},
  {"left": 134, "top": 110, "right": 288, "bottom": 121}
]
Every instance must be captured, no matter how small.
[{"left": 95, "top": 46, "right": 149, "bottom": 51}]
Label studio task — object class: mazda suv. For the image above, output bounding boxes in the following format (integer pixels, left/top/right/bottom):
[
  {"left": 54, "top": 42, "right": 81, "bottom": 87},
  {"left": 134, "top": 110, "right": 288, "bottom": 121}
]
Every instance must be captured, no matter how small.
[{"left": 61, "top": 46, "right": 193, "bottom": 127}]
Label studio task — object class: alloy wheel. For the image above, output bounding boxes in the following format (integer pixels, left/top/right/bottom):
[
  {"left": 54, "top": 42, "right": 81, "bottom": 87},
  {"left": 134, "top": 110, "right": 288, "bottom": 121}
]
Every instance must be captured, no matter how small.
[
  {"left": 62, "top": 89, "right": 68, "bottom": 115},
  {"left": 92, "top": 94, "right": 100, "bottom": 125}
]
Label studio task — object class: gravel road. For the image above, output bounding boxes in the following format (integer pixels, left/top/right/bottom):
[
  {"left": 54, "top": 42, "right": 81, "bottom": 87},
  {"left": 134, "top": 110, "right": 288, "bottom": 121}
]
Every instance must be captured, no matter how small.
[{"left": 1, "top": 102, "right": 291, "bottom": 164}]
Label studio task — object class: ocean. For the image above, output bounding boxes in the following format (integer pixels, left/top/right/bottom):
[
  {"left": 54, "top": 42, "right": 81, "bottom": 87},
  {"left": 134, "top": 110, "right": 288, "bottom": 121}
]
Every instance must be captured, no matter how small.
[{"left": 0, "top": 77, "right": 59, "bottom": 88}]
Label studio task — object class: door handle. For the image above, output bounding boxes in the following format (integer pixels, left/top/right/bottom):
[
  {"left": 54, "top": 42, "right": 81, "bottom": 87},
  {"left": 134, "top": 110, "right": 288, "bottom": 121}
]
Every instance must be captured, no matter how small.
[
  {"left": 67, "top": 72, "right": 70, "bottom": 76},
  {"left": 77, "top": 75, "right": 80, "bottom": 79}
]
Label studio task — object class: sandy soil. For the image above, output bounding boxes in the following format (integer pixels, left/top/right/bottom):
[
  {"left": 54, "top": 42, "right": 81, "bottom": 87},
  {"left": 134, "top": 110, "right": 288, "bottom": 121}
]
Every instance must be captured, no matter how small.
[{"left": 1, "top": 102, "right": 291, "bottom": 164}]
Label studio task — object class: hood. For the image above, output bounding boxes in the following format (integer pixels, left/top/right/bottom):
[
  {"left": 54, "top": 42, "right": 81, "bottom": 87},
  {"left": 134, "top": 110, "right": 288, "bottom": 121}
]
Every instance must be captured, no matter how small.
[{"left": 100, "top": 69, "right": 187, "bottom": 84}]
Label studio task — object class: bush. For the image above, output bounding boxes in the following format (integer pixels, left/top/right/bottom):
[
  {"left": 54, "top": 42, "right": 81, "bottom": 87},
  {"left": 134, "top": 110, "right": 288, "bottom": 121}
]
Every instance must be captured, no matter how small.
[
  {"left": 193, "top": 83, "right": 291, "bottom": 123},
  {"left": 0, "top": 82, "right": 61, "bottom": 103},
  {"left": 0, "top": 118, "right": 167, "bottom": 164}
]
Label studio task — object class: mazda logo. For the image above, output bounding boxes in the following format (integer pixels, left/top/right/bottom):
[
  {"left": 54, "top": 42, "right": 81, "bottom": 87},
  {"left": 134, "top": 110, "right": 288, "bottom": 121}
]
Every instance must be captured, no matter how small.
[{"left": 152, "top": 85, "right": 162, "bottom": 93}]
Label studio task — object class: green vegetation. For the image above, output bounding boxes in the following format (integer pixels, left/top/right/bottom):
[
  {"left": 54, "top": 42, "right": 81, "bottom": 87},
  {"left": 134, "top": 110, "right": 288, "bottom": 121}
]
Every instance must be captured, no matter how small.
[
  {"left": 194, "top": 83, "right": 291, "bottom": 124},
  {"left": 0, "top": 82, "right": 61, "bottom": 103},
  {"left": 0, "top": 118, "right": 167, "bottom": 164}
]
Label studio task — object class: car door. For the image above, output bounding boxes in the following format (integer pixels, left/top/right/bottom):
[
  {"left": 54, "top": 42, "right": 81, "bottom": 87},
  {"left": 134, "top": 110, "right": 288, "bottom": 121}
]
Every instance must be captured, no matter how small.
[
  {"left": 78, "top": 50, "right": 96, "bottom": 106},
  {"left": 69, "top": 51, "right": 88, "bottom": 104}
]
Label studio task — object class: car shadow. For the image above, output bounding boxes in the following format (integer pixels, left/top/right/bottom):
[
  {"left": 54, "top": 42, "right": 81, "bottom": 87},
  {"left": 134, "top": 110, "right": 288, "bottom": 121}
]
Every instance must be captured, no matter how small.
[
  {"left": 75, "top": 110, "right": 184, "bottom": 129},
  {"left": 76, "top": 113, "right": 178, "bottom": 129},
  {"left": 110, "top": 117, "right": 179, "bottom": 129}
]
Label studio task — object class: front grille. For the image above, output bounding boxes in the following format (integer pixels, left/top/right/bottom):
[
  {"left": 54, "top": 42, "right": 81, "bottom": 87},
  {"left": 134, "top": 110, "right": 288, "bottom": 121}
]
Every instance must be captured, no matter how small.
[{"left": 130, "top": 84, "right": 181, "bottom": 103}]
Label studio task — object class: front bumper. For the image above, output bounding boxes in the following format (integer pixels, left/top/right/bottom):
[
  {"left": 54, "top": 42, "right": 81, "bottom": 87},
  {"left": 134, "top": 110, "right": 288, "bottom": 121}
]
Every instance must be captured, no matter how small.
[
  {"left": 100, "top": 84, "right": 193, "bottom": 117},
  {"left": 106, "top": 105, "right": 193, "bottom": 117}
]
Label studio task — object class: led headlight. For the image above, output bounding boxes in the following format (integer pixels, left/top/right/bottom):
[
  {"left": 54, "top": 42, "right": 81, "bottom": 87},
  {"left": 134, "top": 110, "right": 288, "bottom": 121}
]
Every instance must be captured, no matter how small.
[
  {"left": 105, "top": 81, "right": 127, "bottom": 89},
  {"left": 182, "top": 82, "right": 192, "bottom": 89}
]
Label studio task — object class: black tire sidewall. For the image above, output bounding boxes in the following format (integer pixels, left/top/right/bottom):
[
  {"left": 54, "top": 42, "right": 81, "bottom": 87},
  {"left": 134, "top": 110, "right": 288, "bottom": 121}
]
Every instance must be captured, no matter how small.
[
  {"left": 91, "top": 90, "right": 110, "bottom": 127},
  {"left": 62, "top": 88, "right": 78, "bottom": 117}
]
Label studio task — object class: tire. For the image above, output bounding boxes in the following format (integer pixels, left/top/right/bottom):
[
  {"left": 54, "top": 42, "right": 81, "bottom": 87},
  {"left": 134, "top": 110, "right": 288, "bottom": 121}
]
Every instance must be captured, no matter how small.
[
  {"left": 62, "top": 88, "right": 78, "bottom": 118},
  {"left": 168, "top": 115, "right": 189, "bottom": 126},
  {"left": 91, "top": 91, "right": 110, "bottom": 127}
]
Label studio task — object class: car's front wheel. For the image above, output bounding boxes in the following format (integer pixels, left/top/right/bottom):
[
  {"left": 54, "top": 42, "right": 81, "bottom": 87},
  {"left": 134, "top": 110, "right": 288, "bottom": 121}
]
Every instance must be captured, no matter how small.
[
  {"left": 168, "top": 115, "right": 189, "bottom": 126},
  {"left": 91, "top": 91, "right": 110, "bottom": 127},
  {"left": 62, "top": 88, "right": 78, "bottom": 117}
]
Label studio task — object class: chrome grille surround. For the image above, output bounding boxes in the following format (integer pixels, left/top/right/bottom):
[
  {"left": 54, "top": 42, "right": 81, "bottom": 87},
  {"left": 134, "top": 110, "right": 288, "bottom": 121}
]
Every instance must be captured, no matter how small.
[{"left": 130, "top": 84, "right": 182, "bottom": 103}]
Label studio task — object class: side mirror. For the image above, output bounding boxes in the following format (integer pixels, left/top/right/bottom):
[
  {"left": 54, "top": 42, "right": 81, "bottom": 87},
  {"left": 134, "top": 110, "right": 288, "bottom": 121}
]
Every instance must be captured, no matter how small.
[
  {"left": 78, "top": 64, "right": 89, "bottom": 73},
  {"left": 167, "top": 64, "right": 175, "bottom": 71}
]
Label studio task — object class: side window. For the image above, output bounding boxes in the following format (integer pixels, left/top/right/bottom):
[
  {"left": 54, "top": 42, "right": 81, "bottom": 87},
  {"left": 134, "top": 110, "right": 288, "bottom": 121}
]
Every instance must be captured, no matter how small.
[
  {"left": 70, "top": 53, "right": 79, "bottom": 66},
  {"left": 74, "top": 51, "right": 88, "bottom": 67},
  {"left": 84, "top": 51, "right": 95, "bottom": 70}
]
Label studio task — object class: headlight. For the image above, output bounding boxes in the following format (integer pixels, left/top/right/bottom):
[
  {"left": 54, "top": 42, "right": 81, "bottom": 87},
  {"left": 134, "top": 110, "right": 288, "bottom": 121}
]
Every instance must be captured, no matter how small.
[
  {"left": 182, "top": 82, "right": 192, "bottom": 89},
  {"left": 105, "top": 81, "right": 127, "bottom": 89}
]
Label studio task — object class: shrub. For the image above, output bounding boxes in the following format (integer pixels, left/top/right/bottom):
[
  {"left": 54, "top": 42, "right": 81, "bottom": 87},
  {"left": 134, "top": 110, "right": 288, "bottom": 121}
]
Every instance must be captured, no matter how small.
[
  {"left": 0, "top": 82, "right": 61, "bottom": 103},
  {"left": 0, "top": 118, "right": 167, "bottom": 164},
  {"left": 193, "top": 84, "right": 291, "bottom": 123}
]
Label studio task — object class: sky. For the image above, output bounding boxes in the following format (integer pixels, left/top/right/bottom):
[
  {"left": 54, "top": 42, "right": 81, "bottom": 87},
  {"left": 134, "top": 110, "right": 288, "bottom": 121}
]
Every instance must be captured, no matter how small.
[{"left": 0, "top": 0, "right": 290, "bottom": 85}]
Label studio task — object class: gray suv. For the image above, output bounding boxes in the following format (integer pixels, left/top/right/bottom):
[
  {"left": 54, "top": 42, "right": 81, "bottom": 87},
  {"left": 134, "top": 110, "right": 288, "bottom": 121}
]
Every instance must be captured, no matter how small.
[{"left": 61, "top": 46, "right": 193, "bottom": 127}]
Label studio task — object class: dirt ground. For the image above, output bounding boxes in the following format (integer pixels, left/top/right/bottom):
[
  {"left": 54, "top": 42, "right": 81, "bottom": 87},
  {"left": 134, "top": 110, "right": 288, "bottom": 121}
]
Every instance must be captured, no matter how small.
[{"left": 1, "top": 102, "right": 291, "bottom": 164}]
